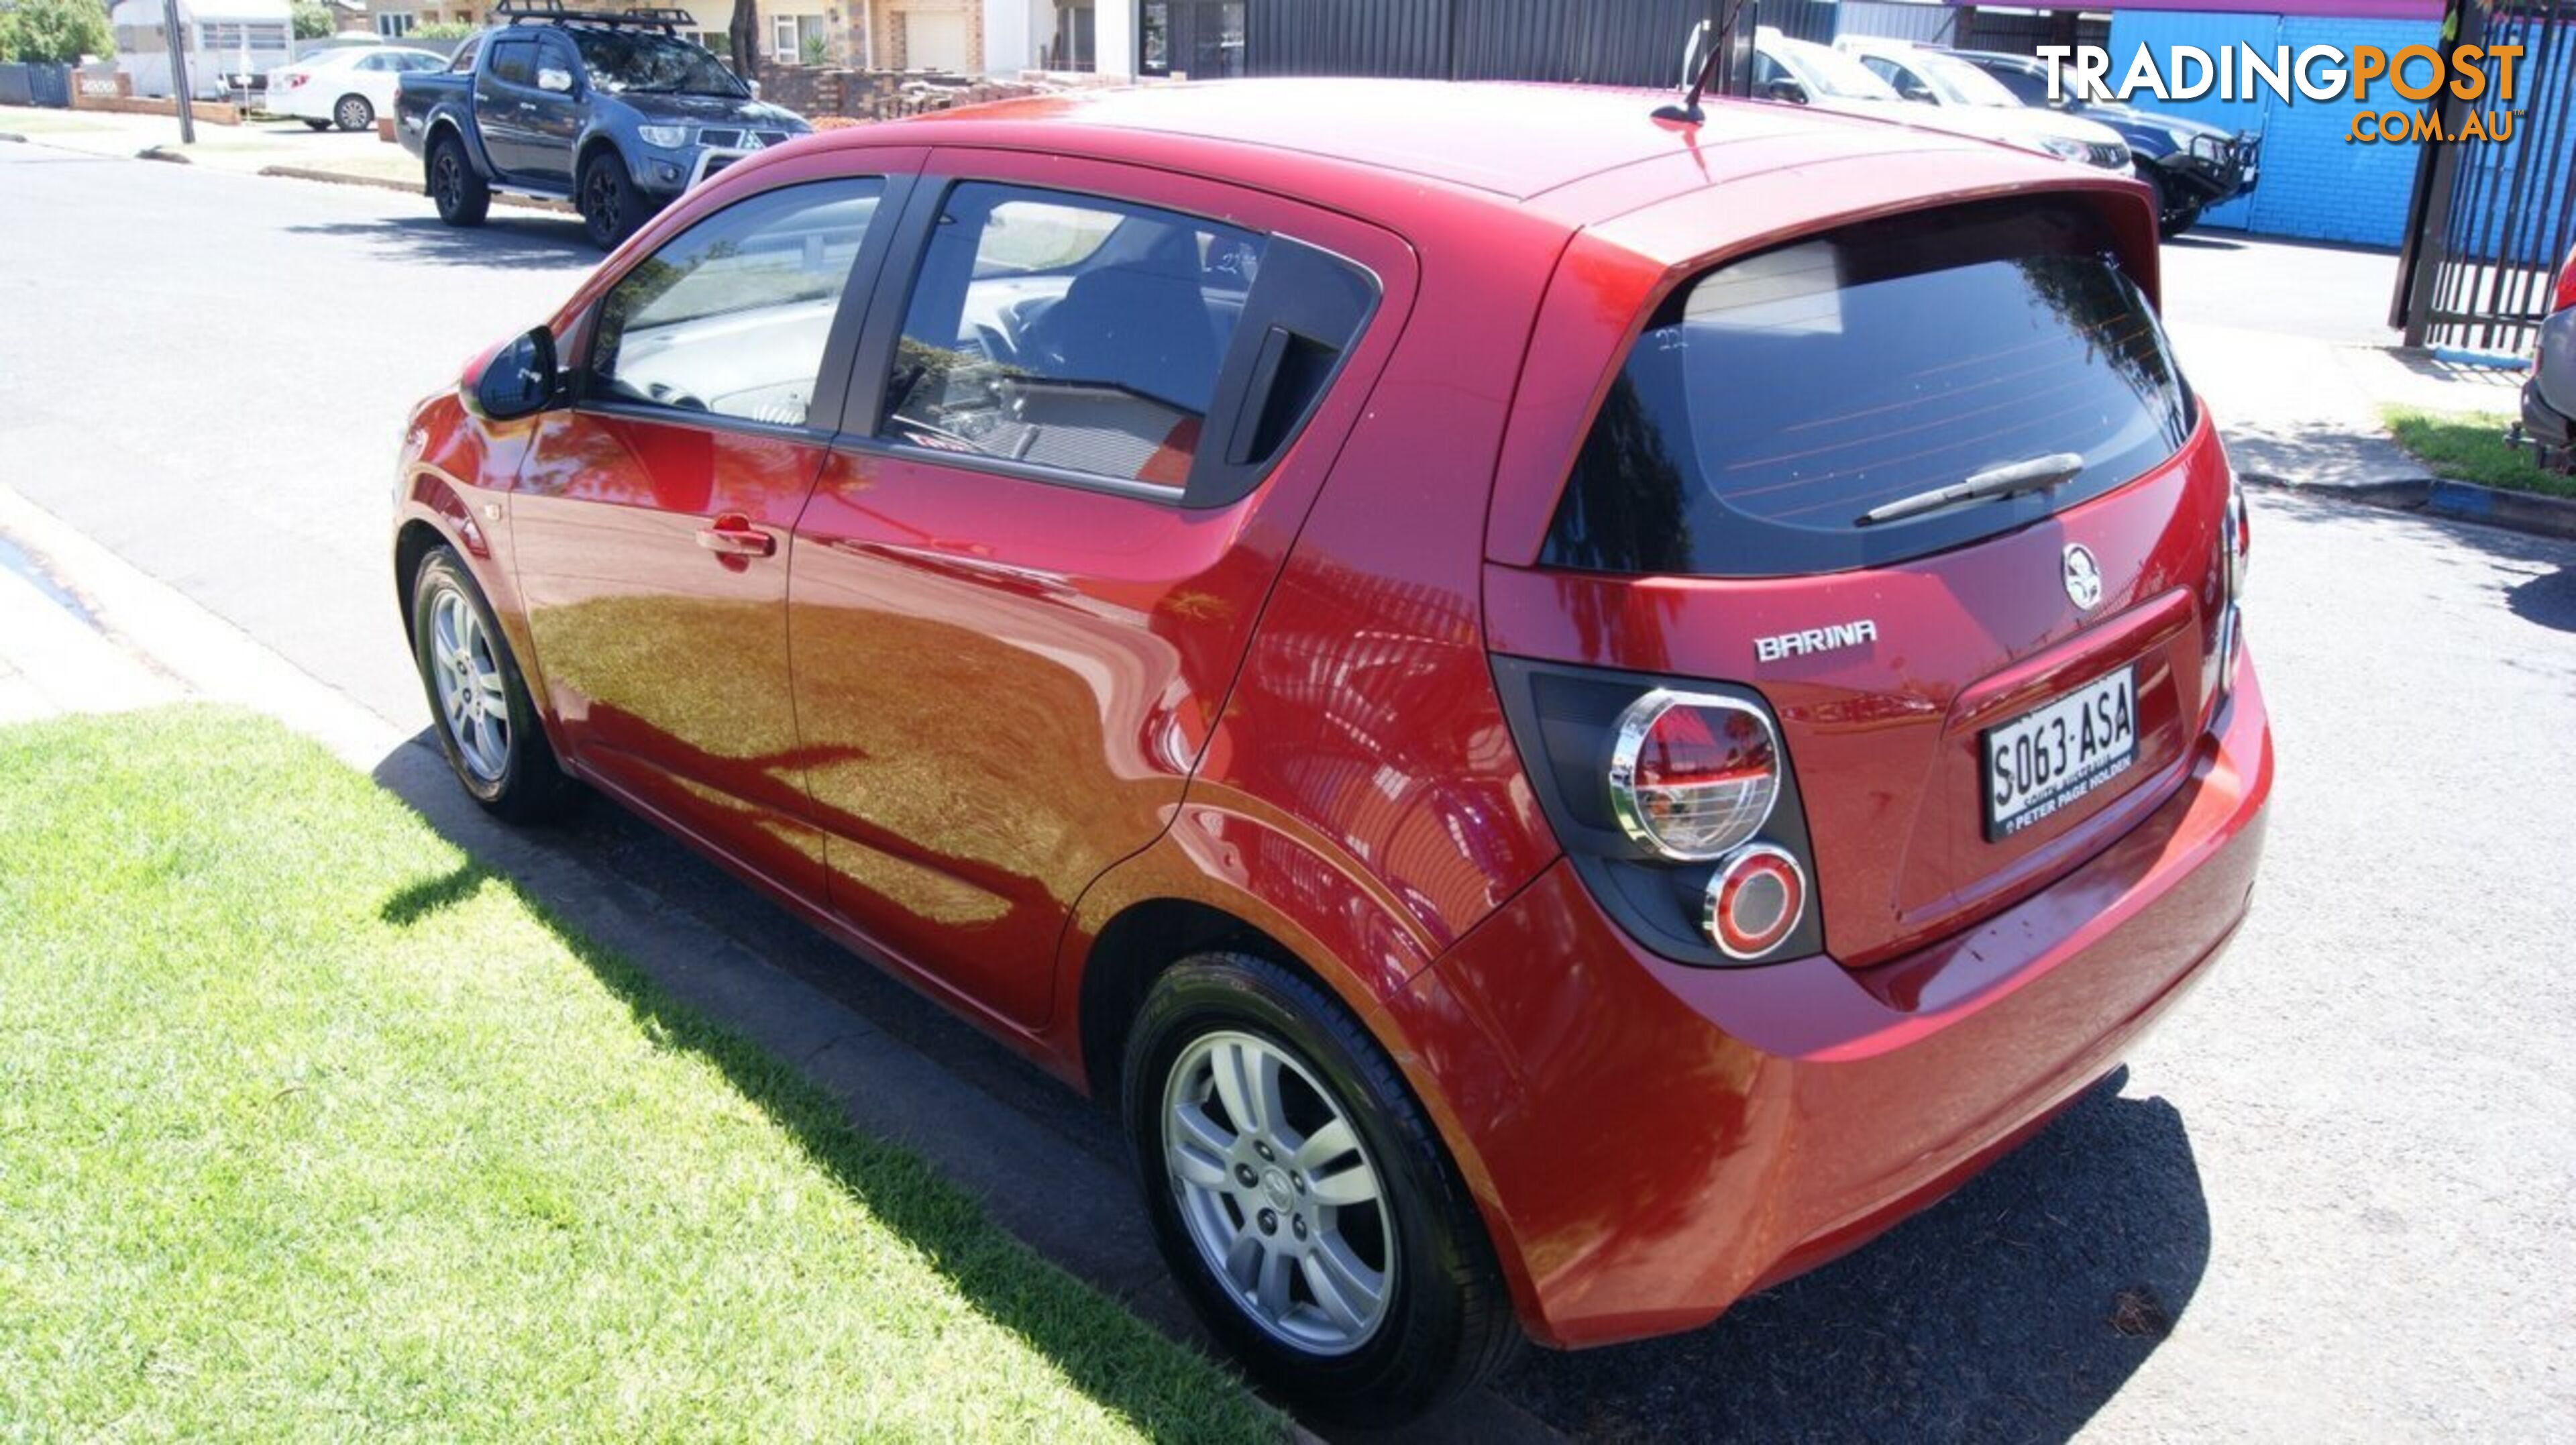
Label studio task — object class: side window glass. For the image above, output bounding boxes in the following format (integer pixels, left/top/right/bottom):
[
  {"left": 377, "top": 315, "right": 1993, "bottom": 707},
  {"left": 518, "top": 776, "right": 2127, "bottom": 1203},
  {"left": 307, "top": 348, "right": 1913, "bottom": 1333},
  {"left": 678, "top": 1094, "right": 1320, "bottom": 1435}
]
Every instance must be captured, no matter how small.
[
  {"left": 449, "top": 36, "right": 481, "bottom": 73},
  {"left": 539, "top": 34, "right": 580, "bottom": 81},
  {"left": 880, "top": 182, "right": 1263, "bottom": 490},
  {"left": 488, "top": 38, "right": 535, "bottom": 88},
  {"left": 590, "top": 179, "right": 887, "bottom": 427}
]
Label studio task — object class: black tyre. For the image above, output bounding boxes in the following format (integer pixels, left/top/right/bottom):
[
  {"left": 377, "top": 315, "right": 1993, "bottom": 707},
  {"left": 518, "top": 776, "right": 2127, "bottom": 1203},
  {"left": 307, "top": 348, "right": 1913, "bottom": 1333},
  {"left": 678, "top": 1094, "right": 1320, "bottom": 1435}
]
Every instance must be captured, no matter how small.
[
  {"left": 301, "top": 118, "right": 332, "bottom": 131},
  {"left": 2159, "top": 202, "right": 2204, "bottom": 241},
  {"left": 1122, "top": 953, "right": 1519, "bottom": 1426},
  {"left": 333, "top": 94, "right": 374, "bottom": 132},
  {"left": 578, "top": 150, "right": 640, "bottom": 250},
  {"left": 427, "top": 131, "right": 490, "bottom": 228},
  {"left": 409, "top": 547, "right": 578, "bottom": 823}
]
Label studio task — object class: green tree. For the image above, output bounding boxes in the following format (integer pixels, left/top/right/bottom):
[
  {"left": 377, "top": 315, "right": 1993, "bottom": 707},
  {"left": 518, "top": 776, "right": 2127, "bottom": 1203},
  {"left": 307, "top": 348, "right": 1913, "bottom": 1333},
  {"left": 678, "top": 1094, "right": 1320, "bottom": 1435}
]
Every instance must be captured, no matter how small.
[
  {"left": 0, "top": 0, "right": 117, "bottom": 65},
  {"left": 290, "top": 2, "right": 335, "bottom": 42}
]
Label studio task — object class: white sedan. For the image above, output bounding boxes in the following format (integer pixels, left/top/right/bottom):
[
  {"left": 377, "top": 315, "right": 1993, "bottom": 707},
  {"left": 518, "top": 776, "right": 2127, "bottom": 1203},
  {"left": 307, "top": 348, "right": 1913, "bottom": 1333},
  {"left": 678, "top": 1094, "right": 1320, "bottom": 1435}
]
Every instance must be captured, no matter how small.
[{"left": 266, "top": 47, "right": 452, "bottom": 133}]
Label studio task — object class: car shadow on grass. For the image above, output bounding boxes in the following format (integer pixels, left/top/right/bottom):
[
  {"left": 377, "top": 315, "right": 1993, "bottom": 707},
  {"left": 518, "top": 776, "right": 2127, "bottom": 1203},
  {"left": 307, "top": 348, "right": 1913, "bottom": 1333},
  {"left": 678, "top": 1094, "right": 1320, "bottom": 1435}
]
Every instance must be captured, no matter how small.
[
  {"left": 368, "top": 729, "right": 2212, "bottom": 1444},
  {"left": 365, "top": 736, "right": 1284, "bottom": 1444},
  {"left": 284, "top": 213, "right": 595, "bottom": 270}
]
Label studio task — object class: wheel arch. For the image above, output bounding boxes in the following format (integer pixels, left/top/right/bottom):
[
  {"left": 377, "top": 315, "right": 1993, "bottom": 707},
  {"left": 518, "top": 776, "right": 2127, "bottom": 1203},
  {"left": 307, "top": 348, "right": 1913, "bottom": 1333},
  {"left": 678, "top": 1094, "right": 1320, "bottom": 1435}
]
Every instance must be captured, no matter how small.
[
  {"left": 1062, "top": 831, "right": 1546, "bottom": 1340},
  {"left": 423, "top": 111, "right": 482, "bottom": 169},
  {"left": 575, "top": 132, "right": 628, "bottom": 186}
]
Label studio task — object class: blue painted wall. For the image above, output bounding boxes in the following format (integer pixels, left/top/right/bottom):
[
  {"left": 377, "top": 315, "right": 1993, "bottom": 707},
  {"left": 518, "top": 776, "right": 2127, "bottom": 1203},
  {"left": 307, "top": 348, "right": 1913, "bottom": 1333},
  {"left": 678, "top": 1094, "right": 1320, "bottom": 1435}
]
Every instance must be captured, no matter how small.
[{"left": 2099, "top": 11, "right": 2441, "bottom": 245}]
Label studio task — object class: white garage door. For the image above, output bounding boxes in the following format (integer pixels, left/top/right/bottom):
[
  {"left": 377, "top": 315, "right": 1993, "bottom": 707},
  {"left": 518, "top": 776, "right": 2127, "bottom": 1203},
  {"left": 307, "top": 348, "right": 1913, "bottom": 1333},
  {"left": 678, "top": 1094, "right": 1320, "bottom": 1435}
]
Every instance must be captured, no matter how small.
[{"left": 905, "top": 11, "right": 969, "bottom": 72}]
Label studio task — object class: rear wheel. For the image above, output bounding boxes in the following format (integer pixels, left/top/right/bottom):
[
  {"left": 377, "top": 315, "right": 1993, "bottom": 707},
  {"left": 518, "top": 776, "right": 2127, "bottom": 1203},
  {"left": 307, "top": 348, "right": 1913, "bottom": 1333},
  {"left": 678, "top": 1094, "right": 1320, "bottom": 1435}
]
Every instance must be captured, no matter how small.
[
  {"left": 427, "top": 132, "right": 489, "bottom": 228},
  {"left": 1122, "top": 953, "right": 1519, "bottom": 1427},
  {"left": 409, "top": 547, "right": 577, "bottom": 822},
  {"left": 578, "top": 150, "right": 639, "bottom": 250},
  {"left": 333, "top": 94, "right": 374, "bottom": 131},
  {"left": 301, "top": 118, "right": 332, "bottom": 131}
]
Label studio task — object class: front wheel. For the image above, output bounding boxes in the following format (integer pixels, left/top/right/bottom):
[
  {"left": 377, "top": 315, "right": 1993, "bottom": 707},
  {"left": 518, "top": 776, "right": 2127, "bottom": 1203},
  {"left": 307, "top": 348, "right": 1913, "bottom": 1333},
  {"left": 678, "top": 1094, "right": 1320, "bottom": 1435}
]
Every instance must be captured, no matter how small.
[
  {"left": 1122, "top": 953, "right": 1519, "bottom": 1427},
  {"left": 578, "top": 150, "right": 640, "bottom": 251},
  {"left": 409, "top": 547, "right": 577, "bottom": 822},
  {"left": 333, "top": 94, "right": 374, "bottom": 132}
]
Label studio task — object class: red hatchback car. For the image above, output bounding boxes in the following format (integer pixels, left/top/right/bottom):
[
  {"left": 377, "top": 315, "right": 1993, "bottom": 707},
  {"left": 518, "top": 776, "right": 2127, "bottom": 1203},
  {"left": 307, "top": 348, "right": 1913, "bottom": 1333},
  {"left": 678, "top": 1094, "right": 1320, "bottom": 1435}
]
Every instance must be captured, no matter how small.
[{"left": 392, "top": 80, "right": 2269, "bottom": 1422}]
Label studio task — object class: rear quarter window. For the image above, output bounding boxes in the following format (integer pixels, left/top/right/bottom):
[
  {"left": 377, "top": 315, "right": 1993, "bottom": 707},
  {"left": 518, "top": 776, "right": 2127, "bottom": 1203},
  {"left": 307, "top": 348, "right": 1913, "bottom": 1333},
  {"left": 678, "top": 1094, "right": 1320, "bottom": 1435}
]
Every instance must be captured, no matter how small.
[{"left": 1543, "top": 198, "right": 2193, "bottom": 578}]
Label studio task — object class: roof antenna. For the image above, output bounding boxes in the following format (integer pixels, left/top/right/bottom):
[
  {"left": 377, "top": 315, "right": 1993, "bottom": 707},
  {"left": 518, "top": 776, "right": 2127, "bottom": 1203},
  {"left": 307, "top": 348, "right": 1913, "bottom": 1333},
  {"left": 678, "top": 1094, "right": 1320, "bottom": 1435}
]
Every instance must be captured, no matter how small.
[{"left": 1655, "top": 0, "right": 1753, "bottom": 125}]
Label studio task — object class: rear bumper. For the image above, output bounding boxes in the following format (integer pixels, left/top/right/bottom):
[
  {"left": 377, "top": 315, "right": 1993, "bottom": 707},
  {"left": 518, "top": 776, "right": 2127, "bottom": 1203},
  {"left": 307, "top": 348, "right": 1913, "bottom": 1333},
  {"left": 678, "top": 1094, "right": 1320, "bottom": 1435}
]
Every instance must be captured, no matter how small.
[{"left": 1423, "top": 647, "right": 2272, "bottom": 1349}]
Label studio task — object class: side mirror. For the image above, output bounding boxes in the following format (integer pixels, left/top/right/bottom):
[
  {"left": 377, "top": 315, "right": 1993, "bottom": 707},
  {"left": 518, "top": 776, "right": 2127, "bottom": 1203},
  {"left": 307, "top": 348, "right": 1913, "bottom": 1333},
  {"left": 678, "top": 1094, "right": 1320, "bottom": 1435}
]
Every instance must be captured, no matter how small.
[
  {"left": 473, "top": 326, "right": 562, "bottom": 421},
  {"left": 1764, "top": 78, "right": 1809, "bottom": 105},
  {"left": 537, "top": 66, "right": 574, "bottom": 94},
  {"left": 1900, "top": 83, "right": 1937, "bottom": 103}
]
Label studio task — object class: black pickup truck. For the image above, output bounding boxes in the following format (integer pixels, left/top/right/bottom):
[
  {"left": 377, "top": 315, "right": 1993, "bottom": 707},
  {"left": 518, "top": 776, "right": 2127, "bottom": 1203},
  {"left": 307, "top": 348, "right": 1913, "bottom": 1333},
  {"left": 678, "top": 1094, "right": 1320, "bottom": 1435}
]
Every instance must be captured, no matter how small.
[{"left": 396, "top": 3, "right": 811, "bottom": 249}]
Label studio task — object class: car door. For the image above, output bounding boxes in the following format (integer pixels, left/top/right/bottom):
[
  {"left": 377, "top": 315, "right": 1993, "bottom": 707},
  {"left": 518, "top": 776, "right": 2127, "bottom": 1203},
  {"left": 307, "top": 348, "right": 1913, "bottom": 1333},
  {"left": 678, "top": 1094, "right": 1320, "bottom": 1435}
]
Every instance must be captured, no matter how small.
[
  {"left": 510, "top": 160, "right": 916, "bottom": 900},
  {"left": 474, "top": 34, "right": 542, "bottom": 178},
  {"left": 787, "top": 153, "right": 1411, "bottom": 1029},
  {"left": 518, "top": 31, "right": 584, "bottom": 190}
]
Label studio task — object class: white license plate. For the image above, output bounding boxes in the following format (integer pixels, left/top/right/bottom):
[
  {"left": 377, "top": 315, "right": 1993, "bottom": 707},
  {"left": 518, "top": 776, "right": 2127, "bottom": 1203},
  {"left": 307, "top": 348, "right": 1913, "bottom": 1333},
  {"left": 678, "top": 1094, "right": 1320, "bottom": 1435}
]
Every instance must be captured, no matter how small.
[{"left": 1982, "top": 668, "right": 2137, "bottom": 840}]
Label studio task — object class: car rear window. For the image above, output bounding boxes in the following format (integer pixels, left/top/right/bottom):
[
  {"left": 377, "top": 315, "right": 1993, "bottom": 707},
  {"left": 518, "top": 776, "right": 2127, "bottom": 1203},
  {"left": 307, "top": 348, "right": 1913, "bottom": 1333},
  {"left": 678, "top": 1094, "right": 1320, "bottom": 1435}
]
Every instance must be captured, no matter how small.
[{"left": 1542, "top": 198, "right": 2193, "bottom": 578}]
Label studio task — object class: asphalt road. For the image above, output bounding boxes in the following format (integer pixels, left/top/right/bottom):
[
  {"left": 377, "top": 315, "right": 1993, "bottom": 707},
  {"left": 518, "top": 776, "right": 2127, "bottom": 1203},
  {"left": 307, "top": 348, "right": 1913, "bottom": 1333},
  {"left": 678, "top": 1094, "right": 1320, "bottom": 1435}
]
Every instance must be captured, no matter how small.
[{"left": 5, "top": 146, "right": 2574, "bottom": 1441}]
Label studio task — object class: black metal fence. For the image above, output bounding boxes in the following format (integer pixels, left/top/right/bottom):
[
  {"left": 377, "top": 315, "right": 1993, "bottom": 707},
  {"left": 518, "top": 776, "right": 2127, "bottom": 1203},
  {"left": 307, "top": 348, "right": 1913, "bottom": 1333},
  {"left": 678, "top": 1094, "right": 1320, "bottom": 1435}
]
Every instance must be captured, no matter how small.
[
  {"left": 1242, "top": 0, "right": 1834, "bottom": 87},
  {"left": 1953, "top": 8, "right": 2110, "bottom": 58},
  {"left": 2394, "top": 1, "right": 2576, "bottom": 352}
]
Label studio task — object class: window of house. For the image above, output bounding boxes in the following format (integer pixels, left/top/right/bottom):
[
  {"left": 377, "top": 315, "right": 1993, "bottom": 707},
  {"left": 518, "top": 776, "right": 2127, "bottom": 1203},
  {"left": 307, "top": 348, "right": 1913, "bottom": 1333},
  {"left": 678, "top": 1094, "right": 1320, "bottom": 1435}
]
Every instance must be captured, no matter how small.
[
  {"left": 771, "top": 14, "right": 826, "bottom": 64},
  {"left": 376, "top": 14, "right": 415, "bottom": 39},
  {"left": 878, "top": 182, "right": 1269, "bottom": 490},
  {"left": 590, "top": 179, "right": 888, "bottom": 429}
]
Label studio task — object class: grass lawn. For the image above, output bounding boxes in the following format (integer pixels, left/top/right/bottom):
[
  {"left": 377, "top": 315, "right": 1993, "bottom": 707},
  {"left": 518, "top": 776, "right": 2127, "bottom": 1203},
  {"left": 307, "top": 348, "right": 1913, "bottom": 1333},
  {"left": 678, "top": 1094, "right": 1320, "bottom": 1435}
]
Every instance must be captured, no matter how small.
[
  {"left": 2380, "top": 405, "right": 2576, "bottom": 500},
  {"left": 0, "top": 706, "right": 1279, "bottom": 1443}
]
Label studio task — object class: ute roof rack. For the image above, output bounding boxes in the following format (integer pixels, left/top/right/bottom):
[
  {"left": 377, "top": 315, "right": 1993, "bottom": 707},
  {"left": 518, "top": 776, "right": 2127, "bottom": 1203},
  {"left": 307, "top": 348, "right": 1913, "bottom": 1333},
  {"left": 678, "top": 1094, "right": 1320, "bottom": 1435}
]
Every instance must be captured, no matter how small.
[{"left": 490, "top": 3, "right": 694, "bottom": 33}]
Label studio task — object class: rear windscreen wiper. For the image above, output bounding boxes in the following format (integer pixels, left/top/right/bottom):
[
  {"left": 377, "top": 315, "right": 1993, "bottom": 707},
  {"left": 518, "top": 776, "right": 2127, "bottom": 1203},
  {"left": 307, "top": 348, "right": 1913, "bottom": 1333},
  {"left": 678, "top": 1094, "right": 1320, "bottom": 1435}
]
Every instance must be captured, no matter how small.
[{"left": 1855, "top": 452, "right": 2087, "bottom": 527}]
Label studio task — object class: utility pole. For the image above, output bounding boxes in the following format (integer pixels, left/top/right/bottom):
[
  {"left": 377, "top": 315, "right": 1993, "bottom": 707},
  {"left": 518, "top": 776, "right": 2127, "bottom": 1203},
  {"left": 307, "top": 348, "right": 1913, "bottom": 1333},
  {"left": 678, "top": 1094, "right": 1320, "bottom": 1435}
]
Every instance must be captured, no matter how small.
[{"left": 159, "top": 0, "right": 197, "bottom": 145}]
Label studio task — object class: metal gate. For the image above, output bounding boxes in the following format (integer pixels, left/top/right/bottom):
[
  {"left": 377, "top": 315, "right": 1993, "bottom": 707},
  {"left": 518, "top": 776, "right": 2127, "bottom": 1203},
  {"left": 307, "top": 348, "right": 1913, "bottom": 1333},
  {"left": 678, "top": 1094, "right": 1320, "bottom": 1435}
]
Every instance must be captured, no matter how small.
[{"left": 2393, "top": 1, "right": 2576, "bottom": 352}]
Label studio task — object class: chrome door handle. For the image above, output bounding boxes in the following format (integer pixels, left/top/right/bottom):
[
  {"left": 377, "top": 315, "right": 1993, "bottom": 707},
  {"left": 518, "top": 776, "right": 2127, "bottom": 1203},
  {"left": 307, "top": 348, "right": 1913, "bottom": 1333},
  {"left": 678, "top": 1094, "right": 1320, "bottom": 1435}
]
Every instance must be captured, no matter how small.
[{"left": 695, "top": 515, "right": 775, "bottom": 558}]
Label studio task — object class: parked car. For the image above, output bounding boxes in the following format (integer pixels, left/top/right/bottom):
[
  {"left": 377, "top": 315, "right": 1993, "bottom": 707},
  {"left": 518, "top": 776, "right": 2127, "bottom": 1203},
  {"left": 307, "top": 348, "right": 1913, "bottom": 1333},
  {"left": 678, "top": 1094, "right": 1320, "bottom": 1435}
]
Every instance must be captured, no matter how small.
[
  {"left": 2510, "top": 242, "right": 2576, "bottom": 471},
  {"left": 265, "top": 46, "right": 451, "bottom": 132},
  {"left": 390, "top": 78, "right": 2269, "bottom": 1424},
  {"left": 1952, "top": 48, "right": 2261, "bottom": 238},
  {"left": 1752, "top": 28, "right": 2132, "bottom": 175},
  {"left": 1835, "top": 34, "right": 2131, "bottom": 171},
  {"left": 395, "top": 3, "right": 812, "bottom": 249}
]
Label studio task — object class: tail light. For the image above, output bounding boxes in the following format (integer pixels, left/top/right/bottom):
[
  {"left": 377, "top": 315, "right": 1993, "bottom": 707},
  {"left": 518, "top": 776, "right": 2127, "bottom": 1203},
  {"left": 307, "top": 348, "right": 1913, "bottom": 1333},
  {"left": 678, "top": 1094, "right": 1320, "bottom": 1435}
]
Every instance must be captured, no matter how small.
[
  {"left": 276, "top": 71, "right": 307, "bottom": 90},
  {"left": 2553, "top": 244, "right": 2576, "bottom": 315},
  {"left": 1607, "top": 691, "right": 1780, "bottom": 861},
  {"left": 1493, "top": 659, "right": 1823, "bottom": 967},
  {"left": 1704, "top": 844, "right": 1807, "bottom": 959},
  {"left": 2217, "top": 468, "right": 2249, "bottom": 695}
]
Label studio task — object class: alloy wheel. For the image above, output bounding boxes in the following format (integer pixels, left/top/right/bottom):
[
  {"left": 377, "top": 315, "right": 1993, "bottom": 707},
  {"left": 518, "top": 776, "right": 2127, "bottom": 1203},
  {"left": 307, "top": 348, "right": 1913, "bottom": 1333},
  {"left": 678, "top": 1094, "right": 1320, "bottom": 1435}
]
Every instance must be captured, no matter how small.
[
  {"left": 337, "top": 96, "right": 370, "bottom": 131},
  {"left": 1161, "top": 1030, "right": 1396, "bottom": 1355},
  {"left": 432, "top": 150, "right": 460, "bottom": 212},
  {"left": 427, "top": 585, "right": 511, "bottom": 783}
]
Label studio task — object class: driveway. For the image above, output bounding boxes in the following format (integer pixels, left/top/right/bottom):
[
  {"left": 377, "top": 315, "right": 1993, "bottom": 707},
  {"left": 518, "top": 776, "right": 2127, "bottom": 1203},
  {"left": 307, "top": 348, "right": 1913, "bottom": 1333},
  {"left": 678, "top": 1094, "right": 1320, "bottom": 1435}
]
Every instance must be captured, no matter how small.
[{"left": 5, "top": 146, "right": 2573, "bottom": 1441}]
